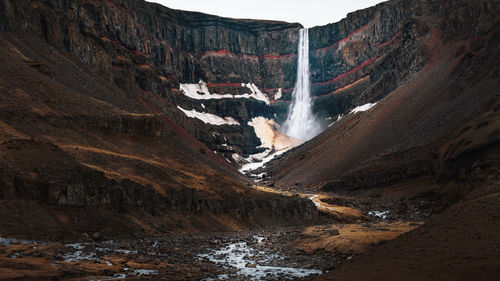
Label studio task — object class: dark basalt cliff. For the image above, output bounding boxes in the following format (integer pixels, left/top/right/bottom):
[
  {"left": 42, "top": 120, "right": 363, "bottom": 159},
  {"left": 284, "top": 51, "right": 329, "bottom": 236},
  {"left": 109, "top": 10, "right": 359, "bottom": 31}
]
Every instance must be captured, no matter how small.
[
  {"left": 0, "top": 0, "right": 301, "bottom": 88},
  {"left": 0, "top": 0, "right": 456, "bottom": 158},
  {"left": 0, "top": 0, "right": 301, "bottom": 157},
  {"left": 265, "top": 0, "right": 500, "bottom": 200},
  {"left": 0, "top": 1, "right": 326, "bottom": 238}
]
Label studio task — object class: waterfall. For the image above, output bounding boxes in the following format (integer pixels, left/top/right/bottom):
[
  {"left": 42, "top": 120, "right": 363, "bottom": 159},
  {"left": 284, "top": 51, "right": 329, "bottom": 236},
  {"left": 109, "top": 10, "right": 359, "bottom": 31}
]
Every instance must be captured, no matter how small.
[{"left": 284, "top": 28, "right": 321, "bottom": 142}]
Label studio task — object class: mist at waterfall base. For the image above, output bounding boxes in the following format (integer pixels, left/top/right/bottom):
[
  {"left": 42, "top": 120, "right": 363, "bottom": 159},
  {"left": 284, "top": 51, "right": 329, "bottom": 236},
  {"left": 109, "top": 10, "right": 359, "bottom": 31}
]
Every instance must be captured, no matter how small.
[{"left": 283, "top": 28, "right": 322, "bottom": 142}]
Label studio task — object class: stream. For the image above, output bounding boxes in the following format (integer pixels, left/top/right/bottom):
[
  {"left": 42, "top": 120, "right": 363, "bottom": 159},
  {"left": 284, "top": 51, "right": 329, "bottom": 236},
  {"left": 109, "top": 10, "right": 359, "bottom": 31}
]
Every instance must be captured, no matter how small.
[{"left": 199, "top": 235, "right": 323, "bottom": 280}]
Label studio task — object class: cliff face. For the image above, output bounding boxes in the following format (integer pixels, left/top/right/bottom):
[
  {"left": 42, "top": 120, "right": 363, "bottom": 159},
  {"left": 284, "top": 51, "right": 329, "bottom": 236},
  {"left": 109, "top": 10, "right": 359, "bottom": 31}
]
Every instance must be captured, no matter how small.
[
  {"left": 0, "top": 0, "right": 302, "bottom": 158},
  {"left": 0, "top": 2, "right": 324, "bottom": 239},
  {"left": 265, "top": 0, "right": 500, "bottom": 196},
  {"left": 0, "top": 0, "right": 449, "bottom": 160},
  {"left": 0, "top": 0, "right": 304, "bottom": 91}
]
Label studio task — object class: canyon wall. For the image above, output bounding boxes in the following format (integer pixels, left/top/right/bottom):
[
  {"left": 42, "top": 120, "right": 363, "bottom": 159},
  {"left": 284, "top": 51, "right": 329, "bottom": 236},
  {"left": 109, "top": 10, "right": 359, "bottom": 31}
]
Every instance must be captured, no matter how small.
[
  {"left": 2, "top": 0, "right": 495, "bottom": 177},
  {"left": 0, "top": 0, "right": 441, "bottom": 159},
  {"left": 265, "top": 0, "right": 500, "bottom": 195}
]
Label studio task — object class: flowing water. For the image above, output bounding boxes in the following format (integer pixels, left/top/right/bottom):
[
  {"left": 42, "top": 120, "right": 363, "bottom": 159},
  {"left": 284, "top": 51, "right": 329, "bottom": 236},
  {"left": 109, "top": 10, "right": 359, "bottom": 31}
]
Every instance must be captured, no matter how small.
[
  {"left": 284, "top": 28, "right": 321, "bottom": 141},
  {"left": 199, "top": 236, "right": 323, "bottom": 280}
]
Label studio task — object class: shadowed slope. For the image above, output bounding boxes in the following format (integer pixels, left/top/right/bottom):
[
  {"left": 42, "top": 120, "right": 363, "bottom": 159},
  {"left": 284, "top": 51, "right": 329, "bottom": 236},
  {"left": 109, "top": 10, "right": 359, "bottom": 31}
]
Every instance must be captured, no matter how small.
[
  {"left": 0, "top": 31, "right": 319, "bottom": 240},
  {"left": 266, "top": 0, "right": 500, "bottom": 195}
]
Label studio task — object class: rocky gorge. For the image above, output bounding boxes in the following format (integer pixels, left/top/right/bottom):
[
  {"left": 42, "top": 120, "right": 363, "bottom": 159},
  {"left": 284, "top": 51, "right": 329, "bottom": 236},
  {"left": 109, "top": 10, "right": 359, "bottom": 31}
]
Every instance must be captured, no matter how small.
[
  {"left": 0, "top": 0, "right": 466, "bottom": 160},
  {"left": 0, "top": 0, "right": 499, "bottom": 280}
]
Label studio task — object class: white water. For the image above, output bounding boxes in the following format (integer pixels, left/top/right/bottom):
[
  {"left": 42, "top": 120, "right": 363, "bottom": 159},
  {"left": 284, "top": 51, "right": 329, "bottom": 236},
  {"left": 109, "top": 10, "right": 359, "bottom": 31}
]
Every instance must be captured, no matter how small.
[
  {"left": 199, "top": 236, "right": 322, "bottom": 280},
  {"left": 283, "top": 28, "right": 321, "bottom": 141}
]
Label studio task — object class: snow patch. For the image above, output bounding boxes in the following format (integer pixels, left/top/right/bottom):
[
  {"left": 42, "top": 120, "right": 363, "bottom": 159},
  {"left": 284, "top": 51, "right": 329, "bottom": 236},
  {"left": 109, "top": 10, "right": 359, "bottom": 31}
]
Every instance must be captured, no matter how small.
[
  {"left": 349, "top": 102, "right": 377, "bottom": 114},
  {"left": 132, "top": 269, "right": 158, "bottom": 276},
  {"left": 274, "top": 88, "right": 282, "bottom": 100},
  {"left": 177, "top": 106, "right": 240, "bottom": 126},
  {"left": 253, "top": 236, "right": 266, "bottom": 243},
  {"left": 328, "top": 114, "right": 343, "bottom": 127},
  {"left": 115, "top": 249, "right": 137, "bottom": 254},
  {"left": 0, "top": 237, "right": 39, "bottom": 246},
  {"left": 368, "top": 210, "right": 390, "bottom": 219},
  {"left": 307, "top": 195, "right": 321, "bottom": 207},
  {"left": 231, "top": 153, "right": 246, "bottom": 163},
  {"left": 65, "top": 243, "right": 84, "bottom": 250},
  {"left": 179, "top": 80, "right": 270, "bottom": 105},
  {"left": 62, "top": 250, "right": 98, "bottom": 263},
  {"left": 250, "top": 173, "right": 266, "bottom": 179},
  {"left": 239, "top": 149, "right": 287, "bottom": 173},
  {"left": 241, "top": 83, "right": 270, "bottom": 105}
]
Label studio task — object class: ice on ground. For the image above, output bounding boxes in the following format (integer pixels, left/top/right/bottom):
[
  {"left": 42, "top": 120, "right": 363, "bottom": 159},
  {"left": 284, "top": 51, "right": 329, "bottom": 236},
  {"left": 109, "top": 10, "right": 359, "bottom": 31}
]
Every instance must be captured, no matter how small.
[
  {"left": 199, "top": 241, "right": 322, "bottom": 280},
  {"left": 179, "top": 80, "right": 211, "bottom": 98},
  {"left": 368, "top": 210, "right": 390, "bottom": 219},
  {"left": 307, "top": 195, "right": 321, "bottom": 207},
  {"left": 132, "top": 269, "right": 158, "bottom": 276},
  {"left": 239, "top": 149, "right": 288, "bottom": 173},
  {"left": 115, "top": 249, "right": 137, "bottom": 254},
  {"left": 231, "top": 153, "right": 247, "bottom": 163},
  {"left": 179, "top": 80, "right": 270, "bottom": 105},
  {"left": 274, "top": 88, "right": 282, "bottom": 100},
  {"left": 221, "top": 143, "right": 233, "bottom": 150},
  {"left": 8, "top": 252, "right": 20, "bottom": 258},
  {"left": 0, "top": 237, "right": 39, "bottom": 246},
  {"left": 253, "top": 236, "right": 266, "bottom": 243},
  {"left": 249, "top": 173, "right": 266, "bottom": 179},
  {"left": 95, "top": 247, "right": 111, "bottom": 252},
  {"left": 241, "top": 83, "right": 270, "bottom": 105},
  {"left": 65, "top": 243, "right": 85, "bottom": 250},
  {"left": 350, "top": 102, "right": 377, "bottom": 114},
  {"left": 62, "top": 250, "right": 98, "bottom": 263},
  {"left": 177, "top": 106, "right": 240, "bottom": 126}
]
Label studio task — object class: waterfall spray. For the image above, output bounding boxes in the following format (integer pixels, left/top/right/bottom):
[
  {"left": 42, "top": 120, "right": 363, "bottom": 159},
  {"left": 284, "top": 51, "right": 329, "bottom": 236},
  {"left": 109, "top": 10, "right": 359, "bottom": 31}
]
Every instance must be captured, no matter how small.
[{"left": 283, "top": 28, "right": 321, "bottom": 142}]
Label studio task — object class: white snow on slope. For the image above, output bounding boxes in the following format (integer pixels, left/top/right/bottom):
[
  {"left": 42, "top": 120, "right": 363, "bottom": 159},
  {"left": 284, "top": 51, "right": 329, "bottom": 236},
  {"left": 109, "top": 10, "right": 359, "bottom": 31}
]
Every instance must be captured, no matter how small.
[
  {"left": 328, "top": 114, "right": 343, "bottom": 127},
  {"left": 239, "top": 149, "right": 288, "bottom": 173},
  {"left": 274, "top": 88, "right": 282, "bottom": 100},
  {"left": 241, "top": 83, "right": 270, "bottom": 105},
  {"left": 349, "top": 102, "right": 377, "bottom": 114},
  {"left": 179, "top": 80, "right": 270, "bottom": 105},
  {"left": 177, "top": 106, "right": 240, "bottom": 126}
]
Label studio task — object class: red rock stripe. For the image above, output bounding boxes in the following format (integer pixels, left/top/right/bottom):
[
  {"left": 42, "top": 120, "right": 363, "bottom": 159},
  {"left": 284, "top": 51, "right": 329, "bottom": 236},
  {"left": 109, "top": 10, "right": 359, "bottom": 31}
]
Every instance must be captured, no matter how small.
[
  {"left": 313, "top": 57, "right": 376, "bottom": 86},
  {"left": 312, "top": 24, "right": 369, "bottom": 53},
  {"left": 377, "top": 31, "right": 402, "bottom": 48}
]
